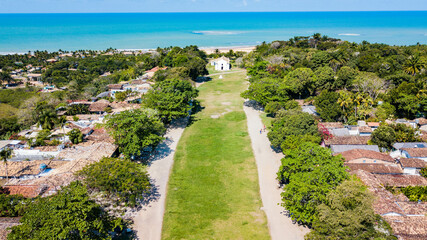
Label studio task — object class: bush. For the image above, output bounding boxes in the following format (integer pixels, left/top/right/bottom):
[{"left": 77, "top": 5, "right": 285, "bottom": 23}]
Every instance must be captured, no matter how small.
[
  {"left": 67, "top": 129, "right": 83, "bottom": 144},
  {"left": 400, "top": 186, "right": 427, "bottom": 202}
]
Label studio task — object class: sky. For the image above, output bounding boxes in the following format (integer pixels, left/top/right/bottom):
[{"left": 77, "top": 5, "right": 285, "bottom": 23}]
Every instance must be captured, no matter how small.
[{"left": 1, "top": 0, "right": 426, "bottom": 13}]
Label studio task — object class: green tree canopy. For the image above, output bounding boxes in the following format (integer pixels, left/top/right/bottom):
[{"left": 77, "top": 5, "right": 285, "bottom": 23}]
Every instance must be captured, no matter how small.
[
  {"left": 306, "top": 178, "right": 395, "bottom": 240},
  {"left": 370, "top": 125, "right": 396, "bottom": 150},
  {"left": 314, "top": 66, "right": 335, "bottom": 91},
  {"left": 314, "top": 91, "right": 343, "bottom": 122},
  {"left": 278, "top": 143, "right": 348, "bottom": 225},
  {"left": 104, "top": 109, "right": 166, "bottom": 159},
  {"left": 143, "top": 79, "right": 198, "bottom": 122},
  {"left": 78, "top": 157, "right": 151, "bottom": 206},
  {"left": 267, "top": 109, "right": 319, "bottom": 150},
  {"left": 241, "top": 78, "right": 290, "bottom": 106},
  {"left": 8, "top": 181, "right": 123, "bottom": 240},
  {"left": 67, "top": 128, "right": 83, "bottom": 144},
  {"left": 336, "top": 66, "right": 358, "bottom": 90},
  {"left": 284, "top": 68, "right": 317, "bottom": 98}
]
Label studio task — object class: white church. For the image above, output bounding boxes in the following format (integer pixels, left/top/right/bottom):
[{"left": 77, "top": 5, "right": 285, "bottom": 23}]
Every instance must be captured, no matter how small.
[{"left": 211, "top": 56, "right": 231, "bottom": 71}]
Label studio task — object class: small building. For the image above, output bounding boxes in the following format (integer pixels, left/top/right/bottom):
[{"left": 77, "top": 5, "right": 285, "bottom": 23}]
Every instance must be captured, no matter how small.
[
  {"left": 107, "top": 84, "right": 124, "bottom": 99},
  {"left": 393, "top": 142, "right": 427, "bottom": 150},
  {"left": 88, "top": 101, "right": 110, "bottom": 114},
  {"left": 301, "top": 105, "right": 319, "bottom": 116},
  {"left": 331, "top": 128, "right": 350, "bottom": 137},
  {"left": 398, "top": 158, "right": 427, "bottom": 175},
  {"left": 212, "top": 57, "right": 231, "bottom": 71},
  {"left": 367, "top": 122, "right": 380, "bottom": 129}
]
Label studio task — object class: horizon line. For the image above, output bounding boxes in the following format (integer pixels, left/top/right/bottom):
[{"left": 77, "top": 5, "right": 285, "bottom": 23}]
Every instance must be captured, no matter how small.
[{"left": 1, "top": 10, "right": 426, "bottom": 14}]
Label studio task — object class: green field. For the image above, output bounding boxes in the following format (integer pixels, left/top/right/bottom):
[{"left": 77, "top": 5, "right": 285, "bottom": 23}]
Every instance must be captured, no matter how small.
[{"left": 162, "top": 70, "right": 269, "bottom": 239}]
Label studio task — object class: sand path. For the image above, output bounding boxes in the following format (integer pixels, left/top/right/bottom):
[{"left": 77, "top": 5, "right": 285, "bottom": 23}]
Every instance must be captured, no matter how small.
[
  {"left": 243, "top": 102, "right": 309, "bottom": 240},
  {"left": 133, "top": 118, "right": 188, "bottom": 240}
]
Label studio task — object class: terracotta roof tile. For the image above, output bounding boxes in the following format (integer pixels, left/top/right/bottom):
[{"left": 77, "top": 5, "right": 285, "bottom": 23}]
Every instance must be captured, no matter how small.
[
  {"left": 359, "top": 126, "right": 373, "bottom": 133},
  {"left": 3, "top": 185, "right": 44, "bottom": 198},
  {"left": 367, "top": 122, "right": 380, "bottom": 127},
  {"left": 346, "top": 163, "right": 403, "bottom": 174},
  {"left": 374, "top": 174, "right": 427, "bottom": 187},
  {"left": 399, "top": 158, "right": 427, "bottom": 168},
  {"left": 88, "top": 102, "right": 109, "bottom": 112},
  {"left": 338, "top": 149, "right": 395, "bottom": 163},
  {"left": 318, "top": 122, "right": 344, "bottom": 129},
  {"left": 402, "top": 148, "right": 427, "bottom": 158},
  {"left": 325, "top": 136, "right": 371, "bottom": 145}
]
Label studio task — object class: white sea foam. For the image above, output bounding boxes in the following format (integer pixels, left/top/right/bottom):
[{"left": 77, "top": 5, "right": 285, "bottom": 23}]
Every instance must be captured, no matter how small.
[
  {"left": 338, "top": 33, "right": 361, "bottom": 36},
  {"left": 192, "top": 31, "right": 245, "bottom": 35}
]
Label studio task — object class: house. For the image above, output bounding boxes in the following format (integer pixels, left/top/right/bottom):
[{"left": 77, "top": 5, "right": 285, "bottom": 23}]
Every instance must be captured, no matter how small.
[
  {"left": 393, "top": 142, "right": 427, "bottom": 150},
  {"left": 88, "top": 100, "right": 110, "bottom": 114},
  {"left": 325, "top": 136, "right": 371, "bottom": 146},
  {"left": 0, "top": 140, "right": 23, "bottom": 151},
  {"left": 400, "top": 148, "right": 427, "bottom": 161},
  {"left": 318, "top": 122, "right": 344, "bottom": 131},
  {"left": 301, "top": 105, "right": 319, "bottom": 116},
  {"left": 330, "top": 144, "right": 380, "bottom": 154},
  {"left": 27, "top": 73, "right": 42, "bottom": 82},
  {"left": 107, "top": 84, "right": 124, "bottom": 98},
  {"left": 212, "top": 57, "right": 231, "bottom": 71},
  {"left": 338, "top": 149, "right": 395, "bottom": 165},
  {"left": 331, "top": 128, "right": 350, "bottom": 136},
  {"left": 358, "top": 126, "right": 373, "bottom": 136},
  {"left": 374, "top": 174, "right": 427, "bottom": 187},
  {"left": 345, "top": 163, "right": 403, "bottom": 175},
  {"left": 398, "top": 158, "right": 427, "bottom": 175},
  {"left": 416, "top": 118, "right": 427, "bottom": 131},
  {"left": 2, "top": 185, "right": 47, "bottom": 198},
  {"left": 367, "top": 122, "right": 380, "bottom": 130}
]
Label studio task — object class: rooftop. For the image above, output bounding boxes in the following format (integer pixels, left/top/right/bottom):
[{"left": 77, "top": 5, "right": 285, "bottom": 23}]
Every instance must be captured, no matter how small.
[
  {"left": 374, "top": 174, "right": 427, "bottom": 187},
  {"left": 402, "top": 148, "right": 427, "bottom": 158},
  {"left": 399, "top": 158, "right": 427, "bottom": 168},
  {"left": 346, "top": 163, "right": 403, "bottom": 174},
  {"left": 338, "top": 149, "right": 395, "bottom": 163},
  {"left": 325, "top": 136, "right": 371, "bottom": 145},
  {"left": 330, "top": 144, "right": 379, "bottom": 154}
]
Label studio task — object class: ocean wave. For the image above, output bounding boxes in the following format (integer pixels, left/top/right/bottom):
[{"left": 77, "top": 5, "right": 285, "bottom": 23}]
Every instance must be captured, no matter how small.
[
  {"left": 192, "top": 31, "right": 245, "bottom": 35},
  {"left": 338, "top": 33, "right": 361, "bottom": 36}
]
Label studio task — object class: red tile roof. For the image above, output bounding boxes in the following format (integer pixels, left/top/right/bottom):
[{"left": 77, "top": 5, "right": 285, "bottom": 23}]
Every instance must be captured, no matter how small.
[
  {"left": 318, "top": 122, "right": 344, "bottom": 129},
  {"left": 325, "top": 136, "right": 371, "bottom": 145},
  {"left": 338, "top": 149, "right": 395, "bottom": 163},
  {"left": 367, "top": 122, "right": 380, "bottom": 127},
  {"left": 374, "top": 174, "right": 427, "bottom": 187},
  {"left": 402, "top": 148, "right": 427, "bottom": 158},
  {"left": 346, "top": 163, "right": 403, "bottom": 174},
  {"left": 359, "top": 126, "right": 373, "bottom": 133},
  {"left": 399, "top": 158, "right": 427, "bottom": 168},
  {"left": 3, "top": 185, "right": 43, "bottom": 198}
]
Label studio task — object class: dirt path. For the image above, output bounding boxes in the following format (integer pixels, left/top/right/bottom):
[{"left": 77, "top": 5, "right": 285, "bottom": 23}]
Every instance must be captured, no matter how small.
[
  {"left": 243, "top": 103, "right": 309, "bottom": 240},
  {"left": 133, "top": 118, "right": 188, "bottom": 240}
]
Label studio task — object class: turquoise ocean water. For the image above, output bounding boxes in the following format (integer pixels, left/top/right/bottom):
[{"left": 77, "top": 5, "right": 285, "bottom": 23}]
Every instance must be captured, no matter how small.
[{"left": 0, "top": 11, "right": 426, "bottom": 53}]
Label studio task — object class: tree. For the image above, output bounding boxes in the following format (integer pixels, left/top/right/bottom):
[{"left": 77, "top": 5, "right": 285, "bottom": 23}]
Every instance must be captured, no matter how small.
[
  {"left": 314, "top": 66, "right": 335, "bottom": 91},
  {"left": 390, "top": 123, "right": 420, "bottom": 142},
  {"left": 264, "top": 102, "right": 284, "bottom": 117},
  {"left": 371, "top": 125, "right": 396, "bottom": 150},
  {"left": 78, "top": 157, "right": 151, "bottom": 206},
  {"left": 306, "top": 179, "right": 395, "bottom": 240},
  {"left": 403, "top": 54, "right": 425, "bottom": 76},
  {"left": 353, "top": 72, "right": 385, "bottom": 101},
  {"left": 0, "top": 148, "right": 12, "bottom": 182},
  {"left": 104, "top": 109, "right": 166, "bottom": 159},
  {"left": 314, "top": 91, "right": 343, "bottom": 122},
  {"left": 241, "top": 78, "right": 290, "bottom": 106},
  {"left": 143, "top": 79, "right": 198, "bottom": 122},
  {"left": 311, "top": 51, "right": 332, "bottom": 69},
  {"left": 280, "top": 134, "right": 321, "bottom": 152},
  {"left": 336, "top": 66, "right": 357, "bottom": 90},
  {"left": 278, "top": 143, "right": 348, "bottom": 225},
  {"left": 67, "top": 129, "right": 83, "bottom": 144},
  {"left": 268, "top": 109, "right": 319, "bottom": 150},
  {"left": 8, "top": 181, "right": 124, "bottom": 240},
  {"left": 284, "top": 68, "right": 317, "bottom": 98}
]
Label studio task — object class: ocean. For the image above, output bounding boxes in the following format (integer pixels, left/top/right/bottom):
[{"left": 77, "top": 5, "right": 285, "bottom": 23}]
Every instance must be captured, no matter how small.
[{"left": 0, "top": 11, "right": 426, "bottom": 53}]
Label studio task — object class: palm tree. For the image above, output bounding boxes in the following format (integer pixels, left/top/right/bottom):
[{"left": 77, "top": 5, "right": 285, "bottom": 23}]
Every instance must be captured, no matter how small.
[
  {"left": 338, "top": 91, "right": 353, "bottom": 123},
  {"left": 0, "top": 148, "right": 12, "bottom": 182},
  {"left": 38, "top": 110, "right": 58, "bottom": 130},
  {"left": 404, "top": 54, "right": 425, "bottom": 76}
]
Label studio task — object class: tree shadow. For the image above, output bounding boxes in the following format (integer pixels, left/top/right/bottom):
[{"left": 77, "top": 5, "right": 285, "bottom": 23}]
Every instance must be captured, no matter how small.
[
  {"left": 243, "top": 100, "right": 264, "bottom": 111},
  {"left": 195, "top": 76, "right": 212, "bottom": 84}
]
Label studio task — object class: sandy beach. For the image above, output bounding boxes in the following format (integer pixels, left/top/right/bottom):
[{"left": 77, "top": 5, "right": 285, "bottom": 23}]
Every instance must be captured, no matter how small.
[{"left": 200, "top": 45, "right": 256, "bottom": 54}]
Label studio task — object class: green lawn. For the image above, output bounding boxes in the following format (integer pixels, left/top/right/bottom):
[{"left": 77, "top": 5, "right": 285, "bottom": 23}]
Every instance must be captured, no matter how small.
[{"left": 162, "top": 70, "right": 269, "bottom": 239}]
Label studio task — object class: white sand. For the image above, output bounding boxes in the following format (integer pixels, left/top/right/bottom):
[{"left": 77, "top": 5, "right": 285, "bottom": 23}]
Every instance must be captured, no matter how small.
[
  {"left": 132, "top": 118, "right": 188, "bottom": 240},
  {"left": 201, "top": 46, "right": 256, "bottom": 54},
  {"left": 243, "top": 102, "right": 309, "bottom": 240}
]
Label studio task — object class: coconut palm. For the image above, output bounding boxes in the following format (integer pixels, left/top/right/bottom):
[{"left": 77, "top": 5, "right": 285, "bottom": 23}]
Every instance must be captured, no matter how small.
[
  {"left": 404, "top": 54, "right": 425, "bottom": 76},
  {"left": 338, "top": 91, "right": 353, "bottom": 123},
  {"left": 0, "top": 148, "right": 12, "bottom": 182}
]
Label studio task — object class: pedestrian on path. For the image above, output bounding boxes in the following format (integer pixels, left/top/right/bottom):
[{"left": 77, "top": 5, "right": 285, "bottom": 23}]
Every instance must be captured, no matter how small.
[{"left": 260, "top": 129, "right": 262, "bottom": 134}]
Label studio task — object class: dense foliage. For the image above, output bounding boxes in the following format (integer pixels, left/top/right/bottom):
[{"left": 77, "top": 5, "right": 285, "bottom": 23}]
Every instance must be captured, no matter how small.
[
  {"left": 400, "top": 186, "right": 427, "bottom": 202},
  {"left": 306, "top": 179, "right": 396, "bottom": 239},
  {"left": 78, "top": 157, "right": 151, "bottom": 206},
  {"left": 0, "top": 191, "right": 28, "bottom": 217},
  {"left": 67, "top": 128, "right": 83, "bottom": 144},
  {"left": 267, "top": 109, "right": 319, "bottom": 150},
  {"left": 143, "top": 79, "right": 199, "bottom": 122},
  {"left": 278, "top": 143, "right": 348, "bottom": 225},
  {"left": 104, "top": 109, "right": 166, "bottom": 159},
  {"left": 8, "top": 181, "right": 124, "bottom": 240}
]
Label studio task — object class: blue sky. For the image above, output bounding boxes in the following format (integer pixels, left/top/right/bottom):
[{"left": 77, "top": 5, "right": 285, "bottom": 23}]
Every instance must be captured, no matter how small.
[{"left": 1, "top": 0, "right": 426, "bottom": 13}]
